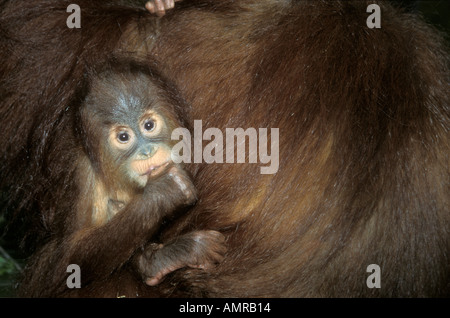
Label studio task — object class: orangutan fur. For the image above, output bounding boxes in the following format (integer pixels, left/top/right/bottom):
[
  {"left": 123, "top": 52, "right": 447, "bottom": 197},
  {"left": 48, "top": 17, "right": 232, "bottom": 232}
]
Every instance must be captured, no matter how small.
[{"left": 0, "top": 0, "right": 448, "bottom": 297}]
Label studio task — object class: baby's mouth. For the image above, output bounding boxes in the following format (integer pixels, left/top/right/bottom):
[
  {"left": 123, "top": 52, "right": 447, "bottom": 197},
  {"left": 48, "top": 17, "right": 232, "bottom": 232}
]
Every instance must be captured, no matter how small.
[{"left": 142, "top": 161, "right": 171, "bottom": 177}]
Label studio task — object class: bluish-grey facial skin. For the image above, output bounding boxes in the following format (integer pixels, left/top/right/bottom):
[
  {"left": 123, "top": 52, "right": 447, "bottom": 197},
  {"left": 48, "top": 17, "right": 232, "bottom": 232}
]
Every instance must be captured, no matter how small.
[{"left": 84, "top": 72, "right": 177, "bottom": 188}]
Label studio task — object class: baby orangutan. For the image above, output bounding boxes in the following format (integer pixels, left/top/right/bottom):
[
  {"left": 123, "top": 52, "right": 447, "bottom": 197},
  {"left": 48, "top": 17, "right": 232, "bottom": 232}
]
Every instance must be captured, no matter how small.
[{"left": 73, "top": 60, "right": 226, "bottom": 288}]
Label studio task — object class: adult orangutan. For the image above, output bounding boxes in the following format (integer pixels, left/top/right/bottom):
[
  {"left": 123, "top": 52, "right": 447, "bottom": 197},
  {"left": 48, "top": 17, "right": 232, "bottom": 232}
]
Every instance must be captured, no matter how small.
[{"left": 0, "top": 0, "right": 448, "bottom": 297}]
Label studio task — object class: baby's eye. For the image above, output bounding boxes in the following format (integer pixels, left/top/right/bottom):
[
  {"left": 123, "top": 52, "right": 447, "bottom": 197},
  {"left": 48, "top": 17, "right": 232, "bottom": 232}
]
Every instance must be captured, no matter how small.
[
  {"left": 143, "top": 119, "right": 155, "bottom": 132},
  {"left": 117, "top": 131, "right": 130, "bottom": 143}
]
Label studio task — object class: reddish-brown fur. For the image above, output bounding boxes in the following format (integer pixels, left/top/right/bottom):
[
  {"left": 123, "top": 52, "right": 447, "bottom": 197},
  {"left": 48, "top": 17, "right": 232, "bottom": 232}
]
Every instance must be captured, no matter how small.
[{"left": 0, "top": 0, "right": 448, "bottom": 297}]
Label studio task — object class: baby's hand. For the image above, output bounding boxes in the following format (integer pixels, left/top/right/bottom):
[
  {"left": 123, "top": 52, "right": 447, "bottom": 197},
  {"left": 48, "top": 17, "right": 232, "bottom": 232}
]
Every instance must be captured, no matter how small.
[{"left": 145, "top": 0, "right": 183, "bottom": 17}]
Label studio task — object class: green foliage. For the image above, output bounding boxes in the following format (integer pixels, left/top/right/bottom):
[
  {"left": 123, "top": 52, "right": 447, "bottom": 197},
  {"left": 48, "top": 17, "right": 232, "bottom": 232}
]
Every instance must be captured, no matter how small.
[{"left": 0, "top": 255, "right": 17, "bottom": 276}]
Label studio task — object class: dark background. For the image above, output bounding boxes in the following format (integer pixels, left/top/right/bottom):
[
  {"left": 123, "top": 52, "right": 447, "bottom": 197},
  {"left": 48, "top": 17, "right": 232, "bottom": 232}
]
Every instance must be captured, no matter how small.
[
  {"left": 412, "top": 0, "right": 450, "bottom": 35},
  {"left": 0, "top": 0, "right": 449, "bottom": 298}
]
